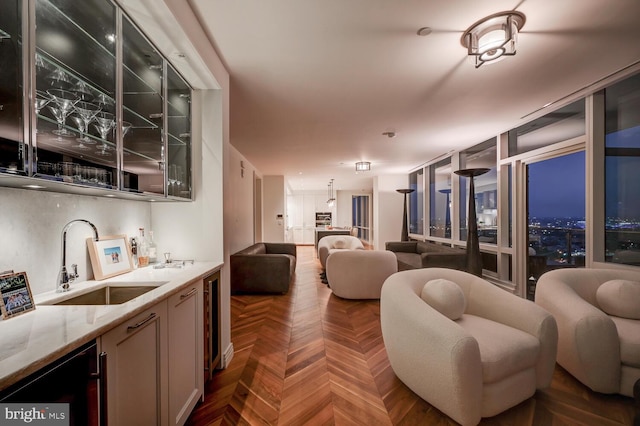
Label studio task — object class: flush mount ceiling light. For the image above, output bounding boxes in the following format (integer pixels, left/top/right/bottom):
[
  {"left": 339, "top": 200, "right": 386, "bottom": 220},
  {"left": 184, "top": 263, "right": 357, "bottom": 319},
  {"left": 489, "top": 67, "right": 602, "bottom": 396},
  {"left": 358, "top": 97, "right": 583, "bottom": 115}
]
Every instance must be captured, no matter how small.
[
  {"left": 461, "top": 11, "right": 526, "bottom": 68},
  {"left": 355, "top": 161, "right": 371, "bottom": 172}
]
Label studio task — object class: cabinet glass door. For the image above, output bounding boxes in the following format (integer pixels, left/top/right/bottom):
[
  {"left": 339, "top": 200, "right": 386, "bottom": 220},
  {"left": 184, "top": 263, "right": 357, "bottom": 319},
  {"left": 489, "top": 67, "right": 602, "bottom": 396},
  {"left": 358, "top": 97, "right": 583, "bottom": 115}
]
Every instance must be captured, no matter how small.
[
  {"left": 166, "top": 65, "right": 191, "bottom": 199},
  {"left": 34, "top": 0, "right": 117, "bottom": 188},
  {"left": 0, "top": 0, "right": 24, "bottom": 175},
  {"left": 122, "top": 16, "right": 164, "bottom": 195}
]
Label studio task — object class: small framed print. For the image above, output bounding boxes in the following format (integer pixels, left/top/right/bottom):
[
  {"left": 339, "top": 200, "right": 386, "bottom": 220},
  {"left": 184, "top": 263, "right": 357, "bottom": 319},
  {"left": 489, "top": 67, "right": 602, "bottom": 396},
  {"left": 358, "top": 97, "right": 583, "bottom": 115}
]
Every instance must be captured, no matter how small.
[
  {"left": 0, "top": 271, "right": 36, "bottom": 319},
  {"left": 87, "top": 235, "right": 134, "bottom": 280}
]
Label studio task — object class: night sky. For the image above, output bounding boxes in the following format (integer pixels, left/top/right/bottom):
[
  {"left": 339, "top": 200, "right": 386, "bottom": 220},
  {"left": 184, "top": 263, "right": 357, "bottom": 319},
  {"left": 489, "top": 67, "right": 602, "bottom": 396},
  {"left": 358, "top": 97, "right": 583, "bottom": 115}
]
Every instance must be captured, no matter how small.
[{"left": 528, "top": 151, "right": 585, "bottom": 219}]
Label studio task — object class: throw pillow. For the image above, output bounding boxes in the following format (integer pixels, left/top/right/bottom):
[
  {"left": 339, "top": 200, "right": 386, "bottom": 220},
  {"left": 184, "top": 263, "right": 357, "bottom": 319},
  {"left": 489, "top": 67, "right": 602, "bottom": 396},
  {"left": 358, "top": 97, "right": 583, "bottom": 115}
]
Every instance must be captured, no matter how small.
[
  {"left": 333, "top": 238, "right": 346, "bottom": 249},
  {"left": 596, "top": 279, "right": 640, "bottom": 320},
  {"left": 421, "top": 278, "right": 466, "bottom": 320}
]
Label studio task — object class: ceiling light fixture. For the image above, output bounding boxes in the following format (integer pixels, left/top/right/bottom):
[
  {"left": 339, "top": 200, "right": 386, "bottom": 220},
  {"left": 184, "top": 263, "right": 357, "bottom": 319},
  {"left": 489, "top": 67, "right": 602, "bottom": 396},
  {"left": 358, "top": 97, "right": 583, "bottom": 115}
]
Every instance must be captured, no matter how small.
[
  {"left": 461, "top": 11, "right": 525, "bottom": 68},
  {"left": 355, "top": 161, "right": 371, "bottom": 172},
  {"left": 327, "top": 179, "right": 335, "bottom": 207}
]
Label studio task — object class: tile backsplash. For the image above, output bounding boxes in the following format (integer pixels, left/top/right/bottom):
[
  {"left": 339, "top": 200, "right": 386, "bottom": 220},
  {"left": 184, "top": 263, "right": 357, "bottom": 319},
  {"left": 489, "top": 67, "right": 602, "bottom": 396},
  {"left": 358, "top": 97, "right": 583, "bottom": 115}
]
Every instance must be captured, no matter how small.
[{"left": 0, "top": 187, "right": 150, "bottom": 295}]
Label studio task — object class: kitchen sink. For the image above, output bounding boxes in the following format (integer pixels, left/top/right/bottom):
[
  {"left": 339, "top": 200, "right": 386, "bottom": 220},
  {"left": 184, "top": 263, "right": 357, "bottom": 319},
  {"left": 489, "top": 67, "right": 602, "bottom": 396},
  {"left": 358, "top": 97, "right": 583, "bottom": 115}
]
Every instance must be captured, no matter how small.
[{"left": 46, "top": 281, "right": 168, "bottom": 305}]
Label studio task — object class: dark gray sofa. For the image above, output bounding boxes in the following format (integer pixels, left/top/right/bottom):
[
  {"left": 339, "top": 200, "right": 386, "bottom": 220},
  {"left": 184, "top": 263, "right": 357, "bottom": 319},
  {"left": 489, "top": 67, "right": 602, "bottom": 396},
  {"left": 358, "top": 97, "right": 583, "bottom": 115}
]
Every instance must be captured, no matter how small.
[
  {"left": 230, "top": 242, "right": 297, "bottom": 294},
  {"left": 385, "top": 241, "right": 467, "bottom": 271}
]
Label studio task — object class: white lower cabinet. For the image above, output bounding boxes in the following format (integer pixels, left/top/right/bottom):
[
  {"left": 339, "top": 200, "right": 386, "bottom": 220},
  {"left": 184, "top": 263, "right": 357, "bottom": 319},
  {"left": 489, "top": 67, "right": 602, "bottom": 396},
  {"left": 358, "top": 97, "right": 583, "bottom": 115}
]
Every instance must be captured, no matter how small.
[
  {"left": 167, "top": 285, "right": 204, "bottom": 425},
  {"left": 100, "top": 284, "right": 204, "bottom": 426},
  {"left": 100, "top": 302, "right": 169, "bottom": 426}
]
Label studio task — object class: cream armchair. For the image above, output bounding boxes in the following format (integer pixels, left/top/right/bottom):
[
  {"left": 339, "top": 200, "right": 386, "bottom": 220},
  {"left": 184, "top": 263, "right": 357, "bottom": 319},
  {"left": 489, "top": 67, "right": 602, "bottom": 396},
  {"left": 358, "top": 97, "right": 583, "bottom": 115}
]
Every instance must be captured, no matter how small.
[
  {"left": 380, "top": 268, "right": 558, "bottom": 426},
  {"left": 326, "top": 250, "right": 397, "bottom": 299},
  {"left": 318, "top": 235, "right": 364, "bottom": 270},
  {"left": 535, "top": 268, "right": 640, "bottom": 397}
]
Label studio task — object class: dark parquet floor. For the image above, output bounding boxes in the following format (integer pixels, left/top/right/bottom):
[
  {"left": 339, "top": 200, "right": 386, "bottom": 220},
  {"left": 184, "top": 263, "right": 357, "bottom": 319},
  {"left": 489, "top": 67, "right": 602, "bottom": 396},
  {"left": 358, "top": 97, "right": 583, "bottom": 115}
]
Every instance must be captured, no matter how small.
[{"left": 187, "top": 245, "right": 638, "bottom": 425}]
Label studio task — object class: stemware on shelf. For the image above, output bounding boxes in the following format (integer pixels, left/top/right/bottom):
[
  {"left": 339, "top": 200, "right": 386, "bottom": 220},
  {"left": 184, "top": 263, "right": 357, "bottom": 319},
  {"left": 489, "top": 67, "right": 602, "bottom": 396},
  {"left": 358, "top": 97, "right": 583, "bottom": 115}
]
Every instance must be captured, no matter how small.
[
  {"left": 73, "top": 101, "right": 101, "bottom": 145},
  {"left": 34, "top": 91, "right": 50, "bottom": 134},
  {"left": 34, "top": 90, "right": 50, "bottom": 115},
  {"left": 45, "top": 68, "right": 72, "bottom": 90},
  {"left": 93, "top": 111, "right": 115, "bottom": 156},
  {"left": 47, "top": 89, "right": 79, "bottom": 138},
  {"left": 70, "top": 116, "right": 91, "bottom": 150}
]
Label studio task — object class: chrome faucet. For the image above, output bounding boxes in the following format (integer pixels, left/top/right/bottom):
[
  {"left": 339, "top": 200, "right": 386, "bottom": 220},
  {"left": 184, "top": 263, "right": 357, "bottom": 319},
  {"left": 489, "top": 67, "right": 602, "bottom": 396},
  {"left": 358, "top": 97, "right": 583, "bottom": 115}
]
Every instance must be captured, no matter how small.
[{"left": 57, "top": 219, "right": 99, "bottom": 292}]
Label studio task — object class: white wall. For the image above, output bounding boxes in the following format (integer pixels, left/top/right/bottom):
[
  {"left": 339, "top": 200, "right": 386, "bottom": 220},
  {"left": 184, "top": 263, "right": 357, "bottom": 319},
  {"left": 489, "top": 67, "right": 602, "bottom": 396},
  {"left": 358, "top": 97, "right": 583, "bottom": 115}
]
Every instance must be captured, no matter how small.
[
  {"left": 263, "top": 176, "right": 286, "bottom": 242},
  {"left": 0, "top": 187, "right": 150, "bottom": 295},
  {"left": 226, "top": 146, "right": 260, "bottom": 254},
  {"left": 373, "top": 175, "right": 409, "bottom": 250}
]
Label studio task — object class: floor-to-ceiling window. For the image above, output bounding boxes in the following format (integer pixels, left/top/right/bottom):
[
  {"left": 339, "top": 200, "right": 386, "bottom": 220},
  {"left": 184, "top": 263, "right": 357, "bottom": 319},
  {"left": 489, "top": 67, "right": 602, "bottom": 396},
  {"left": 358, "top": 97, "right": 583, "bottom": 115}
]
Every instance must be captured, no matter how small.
[
  {"left": 352, "top": 195, "right": 370, "bottom": 241},
  {"left": 527, "top": 151, "right": 586, "bottom": 282},
  {"left": 408, "top": 169, "right": 424, "bottom": 236},
  {"left": 604, "top": 73, "right": 640, "bottom": 266},
  {"left": 459, "top": 138, "right": 497, "bottom": 244},
  {"left": 429, "top": 158, "right": 451, "bottom": 239}
]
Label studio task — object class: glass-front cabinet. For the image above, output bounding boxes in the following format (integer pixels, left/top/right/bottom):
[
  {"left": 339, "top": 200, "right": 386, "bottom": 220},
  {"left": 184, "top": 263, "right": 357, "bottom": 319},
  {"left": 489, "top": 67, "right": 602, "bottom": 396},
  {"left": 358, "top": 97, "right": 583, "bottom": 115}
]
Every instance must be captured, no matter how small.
[
  {"left": 0, "top": 0, "right": 193, "bottom": 200},
  {"left": 0, "top": 0, "right": 24, "bottom": 175}
]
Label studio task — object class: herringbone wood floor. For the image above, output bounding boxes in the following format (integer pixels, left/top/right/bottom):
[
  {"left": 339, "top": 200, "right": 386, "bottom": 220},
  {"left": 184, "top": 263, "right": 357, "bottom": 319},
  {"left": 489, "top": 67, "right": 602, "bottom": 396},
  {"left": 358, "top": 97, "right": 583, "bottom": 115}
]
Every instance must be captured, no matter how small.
[{"left": 187, "top": 245, "right": 638, "bottom": 425}]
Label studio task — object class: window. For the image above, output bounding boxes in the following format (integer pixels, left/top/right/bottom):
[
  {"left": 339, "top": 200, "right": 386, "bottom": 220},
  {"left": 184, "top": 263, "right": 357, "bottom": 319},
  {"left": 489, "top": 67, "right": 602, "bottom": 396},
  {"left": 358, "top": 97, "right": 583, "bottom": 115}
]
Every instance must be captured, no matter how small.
[
  {"left": 352, "top": 195, "right": 370, "bottom": 241},
  {"left": 459, "top": 139, "right": 497, "bottom": 243},
  {"left": 429, "top": 158, "right": 451, "bottom": 238},
  {"left": 605, "top": 73, "right": 640, "bottom": 266},
  {"left": 409, "top": 169, "right": 424, "bottom": 235},
  {"left": 528, "top": 152, "right": 586, "bottom": 275}
]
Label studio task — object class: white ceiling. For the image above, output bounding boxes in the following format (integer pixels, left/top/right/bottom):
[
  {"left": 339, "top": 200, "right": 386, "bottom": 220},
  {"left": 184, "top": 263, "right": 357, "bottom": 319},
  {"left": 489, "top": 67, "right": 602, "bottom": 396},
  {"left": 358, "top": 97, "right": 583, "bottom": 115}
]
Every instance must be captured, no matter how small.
[{"left": 188, "top": 0, "right": 640, "bottom": 191}]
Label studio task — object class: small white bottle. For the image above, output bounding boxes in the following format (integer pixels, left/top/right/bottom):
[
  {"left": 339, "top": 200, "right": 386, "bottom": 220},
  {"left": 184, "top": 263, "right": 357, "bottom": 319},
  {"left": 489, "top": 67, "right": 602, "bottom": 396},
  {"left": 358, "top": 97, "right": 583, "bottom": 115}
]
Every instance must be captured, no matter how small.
[{"left": 148, "top": 230, "right": 158, "bottom": 264}]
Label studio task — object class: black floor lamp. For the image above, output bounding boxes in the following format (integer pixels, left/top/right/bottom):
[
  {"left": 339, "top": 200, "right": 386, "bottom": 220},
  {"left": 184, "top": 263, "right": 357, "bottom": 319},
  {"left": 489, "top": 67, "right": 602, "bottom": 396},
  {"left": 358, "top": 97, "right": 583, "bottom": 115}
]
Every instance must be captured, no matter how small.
[
  {"left": 397, "top": 188, "right": 415, "bottom": 241},
  {"left": 454, "top": 168, "right": 490, "bottom": 276}
]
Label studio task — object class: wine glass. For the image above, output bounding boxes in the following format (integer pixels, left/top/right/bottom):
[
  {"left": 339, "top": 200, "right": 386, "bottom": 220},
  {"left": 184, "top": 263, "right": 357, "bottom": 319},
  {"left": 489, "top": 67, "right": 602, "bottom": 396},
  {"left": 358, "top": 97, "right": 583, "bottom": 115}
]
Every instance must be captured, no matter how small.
[
  {"left": 73, "top": 101, "right": 101, "bottom": 144},
  {"left": 47, "top": 89, "right": 79, "bottom": 138},
  {"left": 93, "top": 111, "right": 115, "bottom": 156}
]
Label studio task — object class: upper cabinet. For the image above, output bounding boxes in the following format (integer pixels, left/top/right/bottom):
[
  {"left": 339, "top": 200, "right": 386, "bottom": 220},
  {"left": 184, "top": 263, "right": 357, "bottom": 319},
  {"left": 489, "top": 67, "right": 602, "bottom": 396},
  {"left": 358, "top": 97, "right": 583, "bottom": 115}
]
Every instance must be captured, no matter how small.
[
  {"left": 0, "top": 0, "right": 193, "bottom": 200},
  {"left": 0, "top": 0, "right": 25, "bottom": 175}
]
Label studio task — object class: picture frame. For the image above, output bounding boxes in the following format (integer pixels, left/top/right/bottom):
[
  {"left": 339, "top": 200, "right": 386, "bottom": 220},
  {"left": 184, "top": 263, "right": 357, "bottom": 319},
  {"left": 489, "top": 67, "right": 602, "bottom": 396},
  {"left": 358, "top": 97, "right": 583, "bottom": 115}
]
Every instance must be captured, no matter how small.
[
  {"left": 0, "top": 271, "right": 36, "bottom": 319},
  {"left": 87, "top": 234, "right": 134, "bottom": 280}
]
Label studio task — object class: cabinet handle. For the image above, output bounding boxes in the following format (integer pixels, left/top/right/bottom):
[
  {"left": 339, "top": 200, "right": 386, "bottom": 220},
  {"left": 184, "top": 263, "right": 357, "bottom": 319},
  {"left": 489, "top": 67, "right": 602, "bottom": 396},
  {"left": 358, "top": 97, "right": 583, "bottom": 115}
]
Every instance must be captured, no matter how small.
[
  {"left": 180, "top": 288, "right": 197, "bottom": 300},
  {"left": 126, "top": 313, "right": 156, "bottom": 331}
]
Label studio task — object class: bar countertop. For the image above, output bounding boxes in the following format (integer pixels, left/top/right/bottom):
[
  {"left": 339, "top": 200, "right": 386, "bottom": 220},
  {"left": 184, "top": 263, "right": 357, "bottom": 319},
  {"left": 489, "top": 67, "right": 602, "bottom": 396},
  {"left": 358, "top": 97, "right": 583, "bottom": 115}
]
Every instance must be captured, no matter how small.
[{"left": 0, "top": 261, "right": 222, "bottom": 390}]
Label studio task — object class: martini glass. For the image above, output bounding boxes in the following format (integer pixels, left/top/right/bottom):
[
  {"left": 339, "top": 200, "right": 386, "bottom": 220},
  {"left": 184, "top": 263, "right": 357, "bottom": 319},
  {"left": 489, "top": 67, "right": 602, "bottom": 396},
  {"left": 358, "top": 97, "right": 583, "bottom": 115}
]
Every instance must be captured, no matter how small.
[
  {"left": 34, "top": 90, "right": 50, "bottom": 115},
  {"left": 70, "top": 116, "right": 91, "bottom": 150},
  {"left": 34, "top": 91, "right": 50, "bottom": 134},
  {"left": 47, "top": 89, "right": 79, "bottom": 138},
  {"left": 93, "top": 112, "right": 115, "bottom": 156},
  {"left": 73, "top": 101, "right": 101, "bottom": 144}
]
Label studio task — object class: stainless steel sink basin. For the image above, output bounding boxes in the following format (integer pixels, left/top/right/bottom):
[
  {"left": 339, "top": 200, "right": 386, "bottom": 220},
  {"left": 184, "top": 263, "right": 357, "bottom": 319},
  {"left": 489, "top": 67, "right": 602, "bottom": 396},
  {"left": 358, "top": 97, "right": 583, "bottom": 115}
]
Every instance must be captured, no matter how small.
[{"left": 47, "top": 281, "right": 168, "bottom": 305}]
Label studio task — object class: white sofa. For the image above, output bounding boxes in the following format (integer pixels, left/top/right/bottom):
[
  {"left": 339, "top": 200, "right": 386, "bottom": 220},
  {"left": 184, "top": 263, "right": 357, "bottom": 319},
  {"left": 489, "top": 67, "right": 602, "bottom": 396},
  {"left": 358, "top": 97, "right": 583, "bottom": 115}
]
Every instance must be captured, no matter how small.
[
  {"left": 326, "top": 250, "right": 397, "bottom": 299},
  {"left": 381, "top": 268, "right": 558, "bottom": 426},
  {"left": 535, "top": 268, "right": 640, "bottom": 397},
  {"left": 317, "top": 235, "right": 364, "bottom": 270}
]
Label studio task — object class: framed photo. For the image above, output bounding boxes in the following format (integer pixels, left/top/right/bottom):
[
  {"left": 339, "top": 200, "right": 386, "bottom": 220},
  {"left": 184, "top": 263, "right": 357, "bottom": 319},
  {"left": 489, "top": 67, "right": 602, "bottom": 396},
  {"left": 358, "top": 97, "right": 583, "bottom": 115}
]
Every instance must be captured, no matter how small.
[
  {"left": 87, "top": 235, "right": 134, "bottom": 280},
  {"left": 0, "top": 271, "right": 36, "bottom": 319}
]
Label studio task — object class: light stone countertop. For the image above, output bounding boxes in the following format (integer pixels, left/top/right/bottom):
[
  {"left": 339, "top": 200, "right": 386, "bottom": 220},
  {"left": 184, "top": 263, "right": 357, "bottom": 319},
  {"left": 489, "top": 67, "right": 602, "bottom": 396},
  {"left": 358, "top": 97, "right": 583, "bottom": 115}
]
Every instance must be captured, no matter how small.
[{"left": 0, "top": 261, "right": 222, "bottom": 390}]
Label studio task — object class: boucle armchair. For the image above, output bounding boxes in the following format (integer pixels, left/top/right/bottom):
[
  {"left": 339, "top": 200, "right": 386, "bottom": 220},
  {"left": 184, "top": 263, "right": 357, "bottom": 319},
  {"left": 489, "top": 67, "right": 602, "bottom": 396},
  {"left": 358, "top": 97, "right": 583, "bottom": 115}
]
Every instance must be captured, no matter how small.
[
  {"left": 535, "top": 268, "right": 640, "bottom": 397},
  {"left": 326, "top": 250, "right": 397, "bottom": 299},
  {"left": 381, "top": 268, "right": 557, "bottom": 426},
  {"left": 318, "top": 235, "right": 364, "bottom": 270}
]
